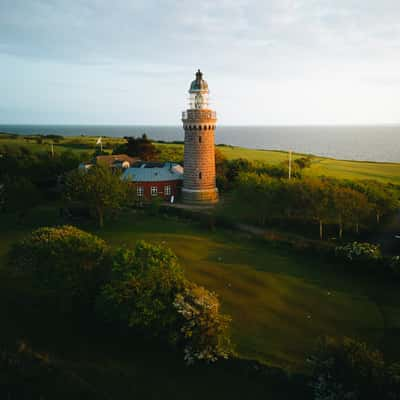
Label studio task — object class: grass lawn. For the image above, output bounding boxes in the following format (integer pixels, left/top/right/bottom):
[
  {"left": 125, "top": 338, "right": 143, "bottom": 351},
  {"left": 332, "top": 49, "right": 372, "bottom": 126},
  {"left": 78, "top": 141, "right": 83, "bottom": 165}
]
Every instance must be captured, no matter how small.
[
  {"left": 2, "top": 207, "right": 398, "bottom": 372},
  {"left": 215, "top": 145, "right": 400, "bottom": 184},
  {"left": 95, "top": 212, "right": 397, "bottom": 370}
]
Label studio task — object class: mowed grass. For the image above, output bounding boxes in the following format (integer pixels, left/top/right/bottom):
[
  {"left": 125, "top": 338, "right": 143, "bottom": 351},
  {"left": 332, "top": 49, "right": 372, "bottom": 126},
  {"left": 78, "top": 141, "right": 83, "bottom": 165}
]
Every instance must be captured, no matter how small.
[
  {"left": 306, "top": 157, "right": 400, "bottom": 185},
  {"left": 90, "top": 212, "right": 398, "bottom": 371},
  {"left": 216, "top": 145, "right": 400, "bottom": 184},
  {"left": 0, "top": 208, "right": 399, "bottom": 374}
]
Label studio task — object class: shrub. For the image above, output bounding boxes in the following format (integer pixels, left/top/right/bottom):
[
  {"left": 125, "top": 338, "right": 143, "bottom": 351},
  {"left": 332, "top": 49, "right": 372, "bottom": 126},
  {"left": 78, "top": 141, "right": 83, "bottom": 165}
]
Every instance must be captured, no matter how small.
[
  {"left": 335, "top": 241, "right": 381, "bottom": 262},
  {"left": 9, "top": 225, "right": 109, "bottom": 306},
  {"left": 309, "top": 337, "right": 400, "bottom": 400},
  {"left": 174, "top": 282, "right": 233, "bottom": 364}
]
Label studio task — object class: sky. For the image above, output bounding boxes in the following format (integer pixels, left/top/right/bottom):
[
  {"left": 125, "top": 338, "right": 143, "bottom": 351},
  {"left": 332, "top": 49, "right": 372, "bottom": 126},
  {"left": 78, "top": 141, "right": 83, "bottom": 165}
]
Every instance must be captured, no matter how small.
[{"left": 1, "top": 0, "right": 400, "bottom": 125}]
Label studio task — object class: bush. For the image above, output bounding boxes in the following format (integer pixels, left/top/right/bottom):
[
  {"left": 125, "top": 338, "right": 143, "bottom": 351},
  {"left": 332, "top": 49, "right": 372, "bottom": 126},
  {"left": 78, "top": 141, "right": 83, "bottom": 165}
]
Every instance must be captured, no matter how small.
[
  {"left": 174, "top": 282, "right": 232, "bottom": 364},
  {"left": 335, "top": 241, "right": 381, "bottom": 262},
  {"left": 9, "top": 225, "right": 109, "bottom": 306},
  {"left": 309, "top": 337, "right": 400, "bottom": 400}
]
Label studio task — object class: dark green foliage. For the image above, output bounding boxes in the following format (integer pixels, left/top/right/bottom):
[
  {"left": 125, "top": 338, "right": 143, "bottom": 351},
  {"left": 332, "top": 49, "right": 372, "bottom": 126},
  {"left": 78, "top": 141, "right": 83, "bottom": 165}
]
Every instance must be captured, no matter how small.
[
  {"left": 309, "top": 337, "right": 400, "bottom": 400},
  {"left": 0, "top": 145, "right": 84, "bottom": 199},
  {"left": 1, "top": 176, "right": 41, "bottom": 220},
  {"left": 345, "top": 179, "right": 398, "bottom": 223},
  {"left": 97, "top": 241, "right": 233, "bottom": 363},
  {"left": 9, "top": 225, "right": 109, "bottom": 306},
  {"left": 113, "top": 134, "right": 160, "bottom": 161},
  {"left": 215, "top": 157, "right": 305, "bottom": 192},
  {"left": 293, "top": 156, "right": 313, "bottom": 170},
  {"left": 223, "top": 172, "right": 398, "bottom": 239},
  {"left": 44, "top": 134, "right": 64, "bottom": 142},
  {"left": 64, "top": 165, "right": 134, "bottom": 227},
  {"left": 97, "top": 242, "right": 186, "bottom": 340}
]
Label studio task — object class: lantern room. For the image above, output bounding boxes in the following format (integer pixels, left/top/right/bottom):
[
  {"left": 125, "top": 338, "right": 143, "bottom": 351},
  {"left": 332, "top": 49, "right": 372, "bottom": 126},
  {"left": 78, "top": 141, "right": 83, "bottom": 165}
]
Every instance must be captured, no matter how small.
[{"left": 188, "top": 69, "right": 210, "bottom": 110}]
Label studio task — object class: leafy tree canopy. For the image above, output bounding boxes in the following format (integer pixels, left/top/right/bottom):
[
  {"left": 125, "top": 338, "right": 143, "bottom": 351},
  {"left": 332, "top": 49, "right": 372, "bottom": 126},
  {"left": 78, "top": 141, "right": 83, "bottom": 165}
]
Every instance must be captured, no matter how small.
[
  {"left": 64, "top": 164, "right": 134, "bottom": 227},
  {"left": 9, "top": 225, "right": 110, "bottom": 307},
  {"left": 309, "top": 337, "right": 400, "bottom": 400},
  {"left": 113, "top": 134, "right": 160, "bottom": 161}
]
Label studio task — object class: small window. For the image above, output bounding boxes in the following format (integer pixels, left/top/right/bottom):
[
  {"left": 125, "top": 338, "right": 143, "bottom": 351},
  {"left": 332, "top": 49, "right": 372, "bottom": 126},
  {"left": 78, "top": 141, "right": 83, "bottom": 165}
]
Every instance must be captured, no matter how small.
[
  {"left": 199, "top": 136, "right": 202, "bottom": 143},
  {"left": 137, "top": 186, "right": 144, "bottom": 197},
  {"left": 151, "top": 186, "right": 158, "bottom": 196},
  {"left": 164, "top": 185, "right": 171, "bottom": 196},
  {"left": 199, "top": 172, "right": 202, "bottom": 179}
]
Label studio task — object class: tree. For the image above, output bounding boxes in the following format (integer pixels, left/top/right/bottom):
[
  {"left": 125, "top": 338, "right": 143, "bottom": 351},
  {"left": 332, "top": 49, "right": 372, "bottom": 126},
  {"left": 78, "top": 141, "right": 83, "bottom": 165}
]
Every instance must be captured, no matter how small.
[
  {"left": 64, "top": 164, "right": 133, "bottom": 227},
  {"left": 301, "top": 179, "right": 332, "bottom": 240},
  {"left": 360, "top": 181, "right": 398, "bottom": 224},
  {"left": 96, "top": 241, "right": 186, "bottom": 340},
  {"left": 0, "top": 145, "right": 84, "bottom": 198},
  {"left": 173, "top": 282, "right": 232, "bottom": 364},
  {"left": 114, "top": 134, "right": 160, "bottom": 161},
  {"left": 9, "top": 226, "right": 109, "bottom": 307},
  {"left": 96, "top": 241, "right": 233, "bottom": 363},
  {"left": 332, "top": 186, "right": 370, "bottom": 239},
  {"left": 309, "top": 337, "right": 400, "bottom": 400}
]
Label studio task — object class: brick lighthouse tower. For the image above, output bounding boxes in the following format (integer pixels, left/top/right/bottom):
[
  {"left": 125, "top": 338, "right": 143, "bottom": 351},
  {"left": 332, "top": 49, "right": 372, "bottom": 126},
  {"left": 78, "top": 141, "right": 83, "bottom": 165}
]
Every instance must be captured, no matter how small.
[{"left": 182, "top": 70, "right": 218, "bottom": 204}]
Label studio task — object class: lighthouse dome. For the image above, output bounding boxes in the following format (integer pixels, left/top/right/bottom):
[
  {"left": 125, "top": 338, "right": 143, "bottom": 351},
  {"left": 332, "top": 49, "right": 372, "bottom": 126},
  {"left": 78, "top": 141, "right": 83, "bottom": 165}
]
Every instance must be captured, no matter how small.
[{"left": 189, "top": 69, "right": 209, "bottom": 93}]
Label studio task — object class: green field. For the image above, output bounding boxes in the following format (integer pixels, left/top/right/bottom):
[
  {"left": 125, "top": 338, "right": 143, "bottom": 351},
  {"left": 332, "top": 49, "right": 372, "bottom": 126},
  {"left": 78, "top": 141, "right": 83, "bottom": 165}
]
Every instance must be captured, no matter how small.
[
  {"left": 1, "top": 131, "right": 400, "bottom": 395},
  {"left": 2, "top": 133, "right": 399, "bottom": 184},
  {"left": 1, "top": 208, "right": 399, "bottom": 374},
  {"left": 216, "top": 145, "right": 400, "bottom": 184}
]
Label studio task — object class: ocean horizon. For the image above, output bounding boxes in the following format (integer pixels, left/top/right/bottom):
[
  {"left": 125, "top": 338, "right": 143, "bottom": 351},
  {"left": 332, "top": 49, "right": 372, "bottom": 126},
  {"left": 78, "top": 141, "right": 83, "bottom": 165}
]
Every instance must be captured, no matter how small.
[{"left": 1, "top": 124, "right": 399, "bottom": 163}]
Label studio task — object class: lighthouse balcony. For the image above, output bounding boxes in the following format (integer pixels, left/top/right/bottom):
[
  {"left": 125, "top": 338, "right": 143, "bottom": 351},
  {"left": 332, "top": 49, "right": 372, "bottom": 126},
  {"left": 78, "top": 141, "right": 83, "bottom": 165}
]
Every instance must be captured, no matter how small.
[{"left": 182, "top": 109, "right": 217, "bottom": 122}]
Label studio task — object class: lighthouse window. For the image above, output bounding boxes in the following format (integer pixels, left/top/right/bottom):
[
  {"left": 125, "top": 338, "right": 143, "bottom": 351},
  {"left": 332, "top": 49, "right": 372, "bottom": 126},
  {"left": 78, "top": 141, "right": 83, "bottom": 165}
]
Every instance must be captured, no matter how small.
[
  {"left": 199, "top": 136, "right": 202, "bottom": 143},
  {"left": 151, "top": 186, "right": 158, "bottom": 196},
  {"left": 164, "top": 185, "right": 171, "bottom": 196},
  {"left": 199, "top": 172, "right": 202, "bottom": 179}
]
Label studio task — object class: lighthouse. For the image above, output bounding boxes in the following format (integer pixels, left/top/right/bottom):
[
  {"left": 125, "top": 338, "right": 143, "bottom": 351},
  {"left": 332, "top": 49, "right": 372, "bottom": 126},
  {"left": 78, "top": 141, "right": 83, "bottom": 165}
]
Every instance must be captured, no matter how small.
[{"left": 181, "top": 70, "right": 218, "bottom": 204}]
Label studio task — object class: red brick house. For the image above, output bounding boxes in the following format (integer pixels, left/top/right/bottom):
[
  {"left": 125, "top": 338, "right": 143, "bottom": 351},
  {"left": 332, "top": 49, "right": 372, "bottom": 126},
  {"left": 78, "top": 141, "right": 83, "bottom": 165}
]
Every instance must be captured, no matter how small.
[{"left": 121, "top": 162, "right": 183, "bottom": 201}]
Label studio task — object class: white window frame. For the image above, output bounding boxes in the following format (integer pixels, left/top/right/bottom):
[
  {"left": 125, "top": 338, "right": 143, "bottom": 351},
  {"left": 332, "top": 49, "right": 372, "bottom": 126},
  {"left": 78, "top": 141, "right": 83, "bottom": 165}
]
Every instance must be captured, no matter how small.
[
  {"left": 137, "top": 186, "right": 144, "bottom": 197},
  {"left": 164, "top": 185, "right": 171, "bottom": 196},
  {"left": 150, "top": 186, "right": 158, "bottom": 196}
]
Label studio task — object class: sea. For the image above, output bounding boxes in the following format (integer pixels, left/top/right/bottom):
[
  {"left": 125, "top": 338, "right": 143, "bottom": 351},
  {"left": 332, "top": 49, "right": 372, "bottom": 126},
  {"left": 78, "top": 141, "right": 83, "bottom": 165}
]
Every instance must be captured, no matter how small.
[{"left": 0, "top": 124, "right": 399, "bottom": 163}]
